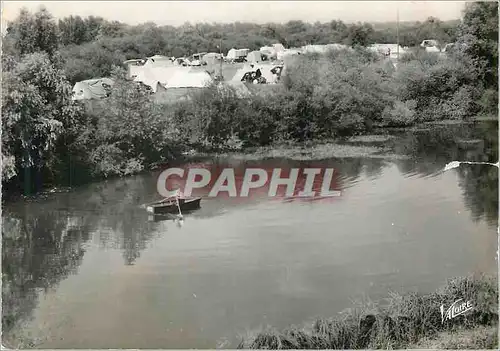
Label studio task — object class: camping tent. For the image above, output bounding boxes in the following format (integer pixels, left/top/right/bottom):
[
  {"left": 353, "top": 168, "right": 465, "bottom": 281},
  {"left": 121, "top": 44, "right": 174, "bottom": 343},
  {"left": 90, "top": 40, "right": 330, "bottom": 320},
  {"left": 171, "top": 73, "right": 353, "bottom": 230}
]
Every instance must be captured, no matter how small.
[
  {"left": 272, "top": 43, "right": 285, "bottom": 52},
  {"left": 134, "top": 66, "right": 190, "bottom": 92},
  {"left": 165, "top": 71, "right": 212, "bottom": 88},
  {"left": 144, "top": 55, "right": 173, "bottom": 67},
  {"left": 260, "top": 46, "right": 277, "bottom": 60},
  {"left": 72, "top": 78, "right": 114, "bottom": 100},
  {"left": 202, "top": 52, "right": 223, "bottom": 65},
  {"left": 124, "top": 59, "right": 146, "bottom": 79},
  {"left": 246, "top": 51, "right": 264, "bottom": 63},
  {"left": 226, "top": 48, "right": 237, "bottom": 60},
  {"left": 129, "top": 65, "right": 145, "bottom": 79}
]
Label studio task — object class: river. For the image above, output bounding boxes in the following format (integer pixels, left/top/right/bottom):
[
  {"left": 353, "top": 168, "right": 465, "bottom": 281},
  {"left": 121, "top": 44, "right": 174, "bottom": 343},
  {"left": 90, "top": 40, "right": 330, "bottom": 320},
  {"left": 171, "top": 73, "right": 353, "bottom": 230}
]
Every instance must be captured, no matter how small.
[{"left": 2, "top": 121, "right": 498, "bottom": 348}]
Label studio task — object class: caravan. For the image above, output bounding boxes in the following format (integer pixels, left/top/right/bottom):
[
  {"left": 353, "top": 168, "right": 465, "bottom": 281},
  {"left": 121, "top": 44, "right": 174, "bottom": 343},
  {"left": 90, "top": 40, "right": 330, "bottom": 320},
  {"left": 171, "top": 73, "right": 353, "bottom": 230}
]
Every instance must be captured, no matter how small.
[
  {"left": 246, "top": 51, "right": 268, "bottom": 63},
  {"left": 226, "top": 48, "right": 250, "bottom": 63}
]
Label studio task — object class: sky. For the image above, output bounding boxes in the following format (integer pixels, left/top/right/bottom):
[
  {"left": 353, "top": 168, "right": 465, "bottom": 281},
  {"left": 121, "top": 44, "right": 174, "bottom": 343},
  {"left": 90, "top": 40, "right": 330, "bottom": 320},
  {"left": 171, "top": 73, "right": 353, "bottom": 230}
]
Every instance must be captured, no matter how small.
[{"left": 2, "top": 1, "right": 468, "bottom": 27}]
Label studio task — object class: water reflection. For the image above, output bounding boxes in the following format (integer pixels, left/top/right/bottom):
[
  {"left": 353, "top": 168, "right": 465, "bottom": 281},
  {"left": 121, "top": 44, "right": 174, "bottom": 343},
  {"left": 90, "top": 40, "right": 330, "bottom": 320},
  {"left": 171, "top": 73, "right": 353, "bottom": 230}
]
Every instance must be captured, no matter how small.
[
  {"left": 2, "top": 211, "right": 90, "bottom": 346},
  {"left": 1, "top": 121, "right": 497, "bottom": 348},
  {"left": 390, "top": 121, "right": 498, "bottom": 225}
]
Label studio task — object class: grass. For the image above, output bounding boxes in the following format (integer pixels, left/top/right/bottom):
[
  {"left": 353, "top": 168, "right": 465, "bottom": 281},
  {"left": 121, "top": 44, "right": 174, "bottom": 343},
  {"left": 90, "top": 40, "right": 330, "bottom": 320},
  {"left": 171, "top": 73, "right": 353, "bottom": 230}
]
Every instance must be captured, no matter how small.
[
  {"left": 346, "top": 135, "right": 396, "bottom": 143},
  {"left": 411, "top": 325, "right": 498, "bottom": 349},
  {"left": 237, "top": 274, "right": 498, "bottom": 349}
]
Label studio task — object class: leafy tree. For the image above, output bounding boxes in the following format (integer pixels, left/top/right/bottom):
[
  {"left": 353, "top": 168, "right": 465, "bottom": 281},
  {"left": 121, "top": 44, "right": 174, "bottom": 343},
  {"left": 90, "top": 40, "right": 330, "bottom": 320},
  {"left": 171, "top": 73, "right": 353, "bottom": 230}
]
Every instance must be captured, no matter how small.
[
  {"left": 1, "top": 52, "right": 81, "bottom": 193},
  {"left": 4, "top": 6, "right": 59, "bottom": 57},
  {"left": 83, "top": 67, "right": 180, "bottom": 177},
  {"left": 58, "top": 15, "right": 88, "bottom": 45},
  {"left": 458, "top": 2, "right": 498, "bottom": 89},
  {"left": 59, "top": 40, "right": 126, "bottom": 83},
  {"left": 346, "top": 23, "right": 375, "bottom": 47}
]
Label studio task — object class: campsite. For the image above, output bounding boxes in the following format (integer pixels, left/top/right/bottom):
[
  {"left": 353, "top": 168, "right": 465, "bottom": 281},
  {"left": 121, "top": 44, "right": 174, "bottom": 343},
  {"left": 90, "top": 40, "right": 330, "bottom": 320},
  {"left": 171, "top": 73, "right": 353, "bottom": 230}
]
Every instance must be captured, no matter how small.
[
  {"left": 1, "top": 2, "right": 498, "bottom": 350},
  {"left": 68, "top": 37, "right": 443, "bottom": 104}
]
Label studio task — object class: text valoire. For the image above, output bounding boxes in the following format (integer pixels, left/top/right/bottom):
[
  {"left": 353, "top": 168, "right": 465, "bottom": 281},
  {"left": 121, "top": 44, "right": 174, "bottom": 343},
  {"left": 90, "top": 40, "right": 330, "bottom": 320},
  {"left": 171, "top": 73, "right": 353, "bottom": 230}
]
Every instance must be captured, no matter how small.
[{"left": 440, "top": 299, "right": 473, "bottom": 323}]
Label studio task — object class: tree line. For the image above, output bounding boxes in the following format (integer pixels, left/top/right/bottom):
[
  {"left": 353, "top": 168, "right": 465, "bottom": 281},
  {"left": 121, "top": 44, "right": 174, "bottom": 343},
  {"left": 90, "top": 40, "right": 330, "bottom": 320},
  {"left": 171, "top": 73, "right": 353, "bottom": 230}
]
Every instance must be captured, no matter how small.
[{"left": 3, "top": 7, "right": 459, "bottom": 83}]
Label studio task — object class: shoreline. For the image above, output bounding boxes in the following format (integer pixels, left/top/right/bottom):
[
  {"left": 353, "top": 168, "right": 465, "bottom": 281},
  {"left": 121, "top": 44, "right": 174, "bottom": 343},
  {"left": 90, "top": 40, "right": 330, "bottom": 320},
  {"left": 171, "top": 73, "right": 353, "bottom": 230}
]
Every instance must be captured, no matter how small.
[{"left": 237, "top": 274, "right": 498, "bottom": 349}]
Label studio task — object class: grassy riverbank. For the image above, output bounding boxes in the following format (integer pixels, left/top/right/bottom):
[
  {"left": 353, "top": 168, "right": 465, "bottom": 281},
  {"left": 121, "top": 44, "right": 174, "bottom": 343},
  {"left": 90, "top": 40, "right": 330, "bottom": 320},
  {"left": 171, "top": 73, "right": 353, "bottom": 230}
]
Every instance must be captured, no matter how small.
[
  {"left": 237, "top": 274, "right": 498, "bottom": 349},
  {"left": 191, "top": 141, "right": 409, "bottom": 162}
]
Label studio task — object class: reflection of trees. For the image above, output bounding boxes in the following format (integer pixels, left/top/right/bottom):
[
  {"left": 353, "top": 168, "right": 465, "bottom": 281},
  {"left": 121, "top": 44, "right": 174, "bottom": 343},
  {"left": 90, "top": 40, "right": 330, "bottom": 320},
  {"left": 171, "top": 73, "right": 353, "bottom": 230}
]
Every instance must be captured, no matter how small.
[
  {"left": 456, "top": 121, "right": 498, "bottom": 226},
  {"left": 1, "top": 175, "right": 163, "bottom": 345},
  {"left": 2, "top": 210, "right": 90, "bottom": 345},
  {"left": 78, "top": 175, "right": 162, "bottom": 265},
  {"left": 456, "top": 165, "right": 498, "bottom": 226},
  {"left": 361, "top": 158, "right": 385, "bottom": 178},
  {"left": 392, "top": 121, "right": 498, "bottom": 225}
]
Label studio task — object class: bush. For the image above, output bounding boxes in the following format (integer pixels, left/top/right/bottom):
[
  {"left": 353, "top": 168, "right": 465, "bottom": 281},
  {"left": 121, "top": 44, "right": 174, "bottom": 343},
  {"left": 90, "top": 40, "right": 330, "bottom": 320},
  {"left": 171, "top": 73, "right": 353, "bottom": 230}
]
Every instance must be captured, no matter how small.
[
  {"left": 171, "top": 82, "right": 243, "bottom": 149},
  {"left": 395, "top": 53, "right": 482, "bottom": 121},
  {"left": 381, "top": 100, "right": 418, "bottom": 126},
  {"left": 281, "top": 50, "right": 397, "bottom": 138},
  {"left": 477, "top": 88, "right": 498, "bottom": 116}
]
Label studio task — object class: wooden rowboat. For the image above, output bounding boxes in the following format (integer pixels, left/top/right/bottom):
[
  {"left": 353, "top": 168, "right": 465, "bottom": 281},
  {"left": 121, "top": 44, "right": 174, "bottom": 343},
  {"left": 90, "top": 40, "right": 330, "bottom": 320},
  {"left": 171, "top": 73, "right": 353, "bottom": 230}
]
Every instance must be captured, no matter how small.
[{"left": 145, "top": 197, "right": 201, "bottom": 215}]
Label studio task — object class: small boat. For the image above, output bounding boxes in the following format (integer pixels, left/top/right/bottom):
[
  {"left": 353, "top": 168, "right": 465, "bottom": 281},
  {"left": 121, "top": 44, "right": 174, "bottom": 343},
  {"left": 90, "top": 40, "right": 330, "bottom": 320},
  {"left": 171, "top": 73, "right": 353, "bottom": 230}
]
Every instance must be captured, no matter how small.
[{"left": 145, "top": 197, "right": 202, "bottom": 215}]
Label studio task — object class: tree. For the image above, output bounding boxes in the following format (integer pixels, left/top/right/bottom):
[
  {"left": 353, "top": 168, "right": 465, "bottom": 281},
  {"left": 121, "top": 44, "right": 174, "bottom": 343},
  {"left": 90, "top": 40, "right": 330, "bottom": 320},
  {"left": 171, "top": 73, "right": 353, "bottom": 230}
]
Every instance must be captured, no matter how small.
[
  {"left": 4, "top": 6, "right": 59, "bottom": 57},
  {"left": 346, "top": 23, "right": 374, "bottom": 47},
  {"left": 1, "top": 52, "right": 81, "bottom": 193},
  {"left": 458, "top": 2, "right": 498, "bottom": 89},
  {"left": 58, "top": 15, "right": 88, "bottom": 45}
]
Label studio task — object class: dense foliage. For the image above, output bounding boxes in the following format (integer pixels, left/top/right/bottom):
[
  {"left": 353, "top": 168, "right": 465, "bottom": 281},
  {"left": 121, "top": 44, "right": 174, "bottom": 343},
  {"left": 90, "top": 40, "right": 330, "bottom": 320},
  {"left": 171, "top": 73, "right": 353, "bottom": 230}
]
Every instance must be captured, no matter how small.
[{"left": 1, "top": 4, "right": 498, "bottom": 195}]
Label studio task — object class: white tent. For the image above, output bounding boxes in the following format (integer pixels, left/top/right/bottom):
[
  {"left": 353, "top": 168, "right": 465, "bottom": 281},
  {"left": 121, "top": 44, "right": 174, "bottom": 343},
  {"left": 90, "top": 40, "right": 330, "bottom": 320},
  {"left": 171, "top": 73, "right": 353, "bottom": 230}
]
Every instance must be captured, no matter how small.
[
  {"left": 246, "top": 51, "right": 264, "bottom": 63},
  {"left": 202, "top": 52, "right": 223, "bottom": 65},
  {"left": 128, "top": 64, "right": 145, "bottom": 79},
  {"left": 260, "top": 46, "right": 277, "bottom": 60},
  {"left": 144, "top": 55, "right": 173, "bottom": 68},
  {"left": 165, "top": 71, "right": 212, "bottom": 88},
  {"left": 272, "top": 43, "right": 285, "bottom": 52},
  {"left": 72, "top": 78, "right": 114, "bottom": 100},
  {"left": 134, "top": 66, "right": 190, "bottom": 92},
  {"left": 226, "top": 48, "right": 237, "bottom": 60}
]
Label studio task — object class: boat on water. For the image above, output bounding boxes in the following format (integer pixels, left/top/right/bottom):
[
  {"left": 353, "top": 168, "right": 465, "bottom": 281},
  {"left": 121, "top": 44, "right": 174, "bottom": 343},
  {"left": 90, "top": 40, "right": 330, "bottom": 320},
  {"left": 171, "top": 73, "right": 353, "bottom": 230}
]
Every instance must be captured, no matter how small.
[{"left": 145, "top": 197, "right": 202, "bottom": 215}]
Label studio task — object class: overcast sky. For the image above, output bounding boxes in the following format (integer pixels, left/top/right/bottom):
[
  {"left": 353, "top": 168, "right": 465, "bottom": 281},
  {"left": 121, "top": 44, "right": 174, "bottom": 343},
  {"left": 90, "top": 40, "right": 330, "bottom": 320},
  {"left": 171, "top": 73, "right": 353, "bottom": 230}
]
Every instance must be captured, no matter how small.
[{"left": 2, "top": 1, "right": 467, "bottom": 27}]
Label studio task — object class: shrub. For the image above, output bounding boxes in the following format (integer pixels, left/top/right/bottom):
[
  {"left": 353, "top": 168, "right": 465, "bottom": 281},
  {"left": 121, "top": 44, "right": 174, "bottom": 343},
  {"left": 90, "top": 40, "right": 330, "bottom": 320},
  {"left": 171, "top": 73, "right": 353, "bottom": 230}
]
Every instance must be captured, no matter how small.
[
  {"left": 477, "top": 88, "right": 498, "bottom": 116},
  {"left": 381, "top": 100, "right": 418, "bottom": 126},
  {"left": 395, "top": 53, "right": 482, "bottom": 120}
]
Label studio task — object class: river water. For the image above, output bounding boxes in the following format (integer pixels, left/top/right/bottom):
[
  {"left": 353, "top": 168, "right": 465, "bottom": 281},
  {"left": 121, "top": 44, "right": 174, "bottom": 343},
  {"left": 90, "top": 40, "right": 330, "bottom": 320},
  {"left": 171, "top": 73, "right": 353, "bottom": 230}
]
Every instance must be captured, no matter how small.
[{"left": 2, "top": 121, "right": 498, "bottom": 348}]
